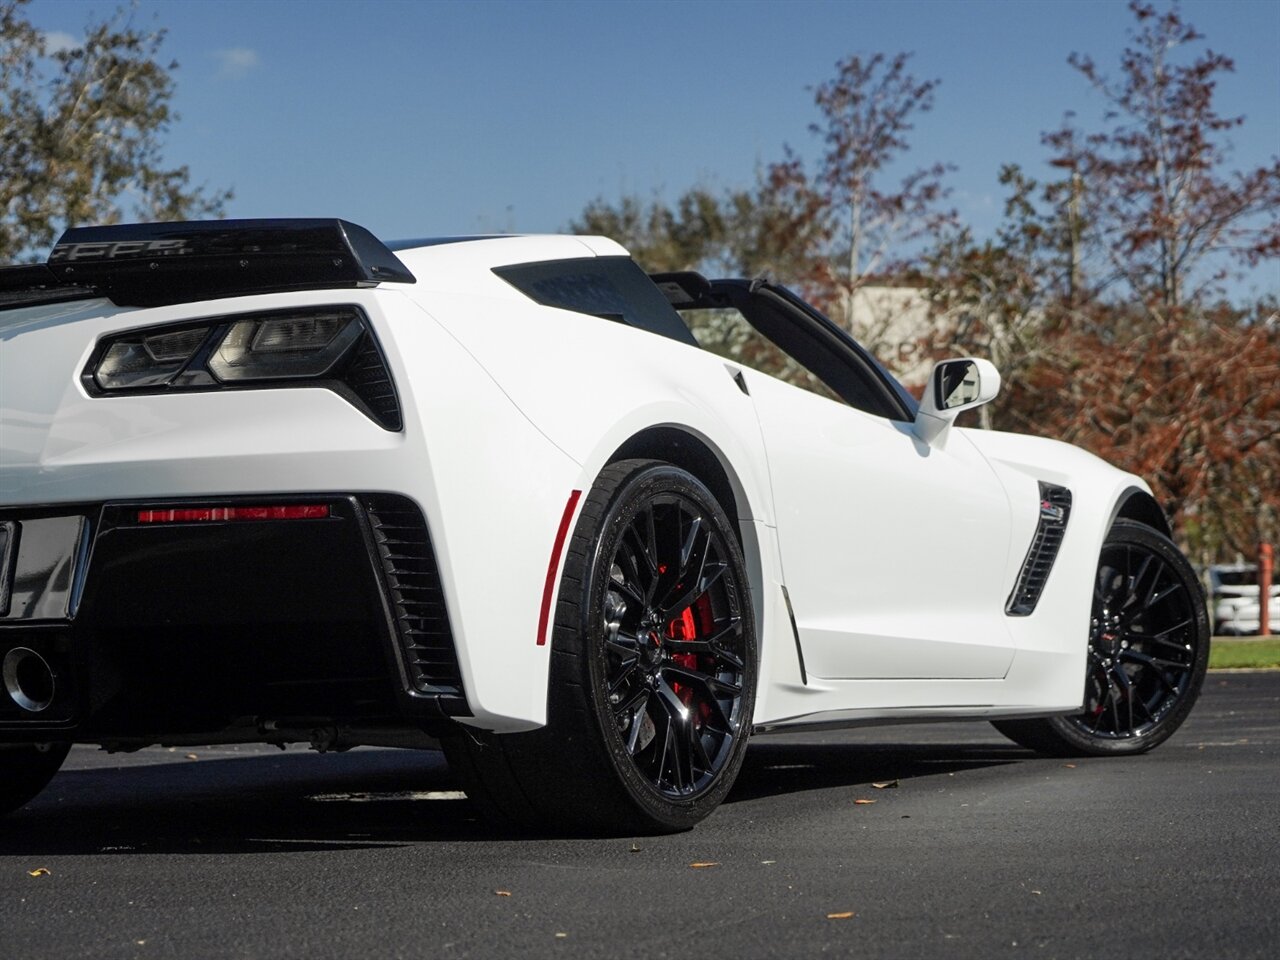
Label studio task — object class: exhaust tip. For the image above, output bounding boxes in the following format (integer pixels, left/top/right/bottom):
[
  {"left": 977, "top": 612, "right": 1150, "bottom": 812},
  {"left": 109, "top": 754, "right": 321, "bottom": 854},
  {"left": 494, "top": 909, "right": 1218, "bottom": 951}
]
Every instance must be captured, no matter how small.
[{"left": 3, "top": 648, "right": 55, "bottom": 713}]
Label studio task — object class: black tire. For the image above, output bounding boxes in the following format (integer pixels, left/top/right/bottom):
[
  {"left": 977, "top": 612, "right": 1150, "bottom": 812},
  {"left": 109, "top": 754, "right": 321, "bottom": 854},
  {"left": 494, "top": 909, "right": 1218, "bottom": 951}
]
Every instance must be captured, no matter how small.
[
  {"left": 0, "top": 743, "right": 71, "bottom": 816},
  {"left": 993, "top": 519, "right": 1210, "bottom": 757},
  {"left": 443, "top": 459, "right": 757, "bottom": 835}
]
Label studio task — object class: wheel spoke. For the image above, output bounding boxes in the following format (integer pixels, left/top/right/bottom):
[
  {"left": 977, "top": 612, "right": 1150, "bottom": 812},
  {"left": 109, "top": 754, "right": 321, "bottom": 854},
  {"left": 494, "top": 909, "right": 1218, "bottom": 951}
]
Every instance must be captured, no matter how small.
[
  {"left": 665, "top": 675, "right": 734, "bottom": 734},
  {"left": 678, "top": 515, "right": 703, "bottom": 576},
  {"left": 1119, "top": 649, "right": 1184, "bottom": 693},
  {"left": 669, "top": 618, "right": 740, "bottom": 651},
  {"left": 687, "top": 723, "right": 714, "bottom": 774},
  {"left": 608, "top": 659, "right": 640, "bottom": 696},
  {"left": 613, "top": 546, "right": 649, "bottom": 607},
  {"left": 661, "top": 562, "right": 727, "bottom": 620},
  {"left": 656, "top": 679, "right": 699, "bottom": 791},
  {"left": 615, "top": 685, "right": 648, "bottom": 719},
  {"left": 675, "top": 639, "right": 745, "bottom": 672},
  {"left": 1118, "top": 647, "right": 1189, "bottom": 672},
  {"left": 623, "top": 690, "right": 651, "bottom": 755},
  {"left": 655, "top": 677, "right": 690, "bottom": 724},
  {"left": 1111, "top": 664, "right": 1136, "bottom": 735},
  {"left": 1107, "top": 671, "right": 1124, "bottom": 734},
  {"left": 1128, "top": 554, "right": 1158, "bottom": 609},
  {"left": 1151, "top": 617, "right": 1194, "bottom": 641},
  {"left": 664, "top": 663, "right": 741, "bottom": 698},
  {"left": 1096, "top": 564, "right": 1123, "bottom": 606},
  {"left": 636, "top": 504, "right": 661, "bottom": 603},
  {"left": 655, "top": 715, "right": 675, "bottom": 787},
  {"left": 605, "top": 632, "right": 640, "bottom": 660},
  {"left": 657, "top": 533, "right": 711, "bottom": 613},
  {"left": 1149, "top": 580, "right": 1183, "bottom": 605}
]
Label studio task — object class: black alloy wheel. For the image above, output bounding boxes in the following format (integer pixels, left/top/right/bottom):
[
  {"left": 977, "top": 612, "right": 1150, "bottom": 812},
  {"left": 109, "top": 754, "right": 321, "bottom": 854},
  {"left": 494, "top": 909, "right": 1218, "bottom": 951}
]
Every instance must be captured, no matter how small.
[
  {"left": 993, "top": 520, "right": 1209, "bottom": 757},
  {"left": 443, "top": 459, "right": 756, "bottom": 834},
  {"left": 596, "top": 482, "right": 749, "bottom": 800}
]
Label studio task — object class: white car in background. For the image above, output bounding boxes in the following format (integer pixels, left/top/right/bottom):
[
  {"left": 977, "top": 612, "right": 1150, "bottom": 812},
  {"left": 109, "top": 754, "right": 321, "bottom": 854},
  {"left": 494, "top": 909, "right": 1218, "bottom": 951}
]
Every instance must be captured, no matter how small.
[
  {"left": 0, "top": 219, "right": 1211, "bottom": 833},
  {"left": 1209, "top": 565, "right": 1278, "bottom": 635}
]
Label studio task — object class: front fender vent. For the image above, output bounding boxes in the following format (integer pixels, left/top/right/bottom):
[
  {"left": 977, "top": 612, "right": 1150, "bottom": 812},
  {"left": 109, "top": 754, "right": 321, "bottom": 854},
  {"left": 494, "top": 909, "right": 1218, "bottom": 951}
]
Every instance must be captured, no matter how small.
[
  {"left": 364, "top": 495, "right": 469, "bottom": 715},
  {"left": 1006, "top": 483, "right": 1072, "bottom": 617}
]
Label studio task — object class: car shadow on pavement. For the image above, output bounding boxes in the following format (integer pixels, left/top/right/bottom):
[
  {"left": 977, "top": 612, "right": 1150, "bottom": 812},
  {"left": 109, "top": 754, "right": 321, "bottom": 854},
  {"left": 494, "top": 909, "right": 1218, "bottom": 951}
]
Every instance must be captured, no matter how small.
[
  {"left": 0, "top": 748, "right": 485, "bottom": 855},
  {"left": 728, "top": 740, "right": 1024, "bottom": 804},
  {"left": 0, "top": 738, "right": 1029, "bottom": 854}
]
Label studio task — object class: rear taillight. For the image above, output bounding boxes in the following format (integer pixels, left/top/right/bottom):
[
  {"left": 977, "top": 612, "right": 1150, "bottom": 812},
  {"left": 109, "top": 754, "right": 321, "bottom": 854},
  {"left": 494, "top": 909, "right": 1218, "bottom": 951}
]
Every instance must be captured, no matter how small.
[
  {"left": 83, "top": 305, "right": 401, "bottom": 430},
  {"left": 208, "top": 310, "right": 363, "bottom": 382},
  {"left": 95, "top": 325, "right": 215, "bottom": 389}
]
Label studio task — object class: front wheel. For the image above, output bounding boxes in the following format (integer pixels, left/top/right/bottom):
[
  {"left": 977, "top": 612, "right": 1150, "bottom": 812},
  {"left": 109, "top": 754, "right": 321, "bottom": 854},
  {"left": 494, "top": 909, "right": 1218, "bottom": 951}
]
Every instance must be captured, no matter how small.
[
  {"left": 0, "top": 743, "right": 71, "bottom": 816},
  {"left": 993, "top": 520, "right": 1210, "bottom": 757},
  {"left": 444, "top": 459, "right": 757, "bottom": 834}
]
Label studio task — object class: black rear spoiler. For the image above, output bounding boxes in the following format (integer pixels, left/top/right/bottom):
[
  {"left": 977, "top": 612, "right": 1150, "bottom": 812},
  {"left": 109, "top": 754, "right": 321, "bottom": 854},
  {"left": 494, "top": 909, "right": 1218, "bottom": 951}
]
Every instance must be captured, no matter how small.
[{"left": 0, "top": 218, "right": 416, "bottom": 310}]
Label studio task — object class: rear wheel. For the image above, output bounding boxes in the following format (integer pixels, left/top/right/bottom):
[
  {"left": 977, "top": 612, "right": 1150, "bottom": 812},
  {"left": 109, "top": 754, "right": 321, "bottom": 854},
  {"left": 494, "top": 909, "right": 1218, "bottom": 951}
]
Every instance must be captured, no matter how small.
[
  {"left": 0, "top": 743, "right": 71, "bottom": 816},
  {"left": 444, "top": 459, "right": 756, "bottom": 834},
  {"left": 993, "top": 520, "right": 1209, "bottom": 757}
]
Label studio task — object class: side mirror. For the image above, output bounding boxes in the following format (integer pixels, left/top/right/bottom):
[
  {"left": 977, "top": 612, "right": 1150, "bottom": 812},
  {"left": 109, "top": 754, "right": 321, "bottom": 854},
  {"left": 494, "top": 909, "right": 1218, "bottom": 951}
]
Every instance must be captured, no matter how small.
[{"left": 914, "top": 357, "right": 1001, "bottom": 446}]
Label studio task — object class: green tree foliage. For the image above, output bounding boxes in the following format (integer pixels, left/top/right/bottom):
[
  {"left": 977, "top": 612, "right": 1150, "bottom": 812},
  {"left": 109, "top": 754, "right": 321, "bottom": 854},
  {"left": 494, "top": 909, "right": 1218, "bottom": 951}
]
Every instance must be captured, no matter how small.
[{"left": 0, "top": 0, "right": 229, "bottom": 262}]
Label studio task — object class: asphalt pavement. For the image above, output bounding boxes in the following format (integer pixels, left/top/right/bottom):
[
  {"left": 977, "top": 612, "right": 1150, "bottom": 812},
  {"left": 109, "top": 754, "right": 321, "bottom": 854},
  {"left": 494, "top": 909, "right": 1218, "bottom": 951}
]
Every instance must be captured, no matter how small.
[{"left": 2, "top": 671, "right": 1277, "bottom": 959}]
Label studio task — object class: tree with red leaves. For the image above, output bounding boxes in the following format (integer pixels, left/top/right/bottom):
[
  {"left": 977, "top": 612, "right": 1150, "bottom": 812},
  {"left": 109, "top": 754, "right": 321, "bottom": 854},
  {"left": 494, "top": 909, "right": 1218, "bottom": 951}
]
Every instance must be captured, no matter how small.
[
  {"left": 1048, "top": 0, "right": 1280, "bottom": 316},
  {"left": 927, "top": 1, "right": 1279, "bottom": 560}
]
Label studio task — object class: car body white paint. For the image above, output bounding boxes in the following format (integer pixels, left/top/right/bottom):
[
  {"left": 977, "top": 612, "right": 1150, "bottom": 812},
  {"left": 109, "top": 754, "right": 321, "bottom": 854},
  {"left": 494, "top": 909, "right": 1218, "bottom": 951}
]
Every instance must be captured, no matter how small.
[{"left": 0, "top": 234, "right": 1160, "bottom": 734}]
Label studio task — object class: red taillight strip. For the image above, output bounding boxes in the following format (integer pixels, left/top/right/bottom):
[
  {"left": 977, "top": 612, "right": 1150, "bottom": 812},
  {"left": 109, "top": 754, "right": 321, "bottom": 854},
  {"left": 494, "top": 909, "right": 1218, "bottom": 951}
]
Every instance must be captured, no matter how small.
[
  {"left": 136, "top": 505, "right": 331, "bottom": 524},
  {"left": 537, "top": 490, "right": 582, "bottom": 647}
]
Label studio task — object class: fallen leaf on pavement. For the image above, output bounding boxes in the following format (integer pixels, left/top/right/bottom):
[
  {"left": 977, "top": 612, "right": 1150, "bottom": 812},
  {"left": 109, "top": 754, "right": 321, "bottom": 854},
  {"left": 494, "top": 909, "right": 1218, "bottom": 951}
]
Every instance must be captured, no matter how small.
[
  {"left": 871, "top": 780, "right": 899, "bottom": 789},
  {"left": 827, "top": 911, "right": 855, "bottom": 919},
  {"left": 28, "top": 868, "right": 50, "bottom": 877},
  {"left": 689, "top": 862, "right": 719, "bottom": 868},
  {"left": 853, "top": 799, "right": 876, "bottom": 805}
]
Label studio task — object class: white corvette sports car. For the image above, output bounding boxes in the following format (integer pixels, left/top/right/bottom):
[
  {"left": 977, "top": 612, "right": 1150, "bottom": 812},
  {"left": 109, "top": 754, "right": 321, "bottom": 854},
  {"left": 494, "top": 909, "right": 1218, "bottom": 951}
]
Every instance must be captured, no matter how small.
[{"left": 0, "top": 220, "right": 1209, "bottom": 832}]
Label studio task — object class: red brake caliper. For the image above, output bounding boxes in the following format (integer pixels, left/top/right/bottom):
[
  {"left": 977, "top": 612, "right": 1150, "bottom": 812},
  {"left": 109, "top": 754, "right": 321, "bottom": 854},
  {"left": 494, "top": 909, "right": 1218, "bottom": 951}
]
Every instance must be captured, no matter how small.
[{"left": 668, "top": 597, "right": 715, "bottom": 727}]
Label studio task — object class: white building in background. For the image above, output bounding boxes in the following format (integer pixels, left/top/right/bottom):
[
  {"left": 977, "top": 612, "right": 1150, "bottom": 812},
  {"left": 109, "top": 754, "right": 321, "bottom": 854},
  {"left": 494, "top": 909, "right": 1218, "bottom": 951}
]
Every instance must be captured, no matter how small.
[{"left": 841, "top": 281, "right": 938, "bottom": 388}]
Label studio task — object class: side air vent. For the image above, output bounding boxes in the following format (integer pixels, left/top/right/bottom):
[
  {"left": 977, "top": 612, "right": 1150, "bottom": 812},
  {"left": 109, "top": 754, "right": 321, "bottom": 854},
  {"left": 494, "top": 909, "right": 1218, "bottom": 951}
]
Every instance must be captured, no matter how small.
[
  {"left": 363, "top": 495, "right": 469, "bottom": 715},
  {"left": 1006, "top": 483, "right": 1073, "bottom": 616},
  {"left": 342, "top": 333, "right": 402, "bottom": 431}
]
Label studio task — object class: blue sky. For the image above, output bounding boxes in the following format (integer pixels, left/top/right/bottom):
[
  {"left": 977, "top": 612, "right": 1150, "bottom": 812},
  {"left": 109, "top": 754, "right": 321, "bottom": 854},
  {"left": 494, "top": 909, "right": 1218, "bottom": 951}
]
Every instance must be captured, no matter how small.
[{"left": 26, "top": 0, "right": 1280, "bottom": 296}]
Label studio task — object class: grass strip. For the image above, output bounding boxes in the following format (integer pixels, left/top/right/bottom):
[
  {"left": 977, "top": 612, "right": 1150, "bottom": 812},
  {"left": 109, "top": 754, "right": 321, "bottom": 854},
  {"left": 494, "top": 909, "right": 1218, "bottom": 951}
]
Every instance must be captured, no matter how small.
[{"left": 1209, "top": 638, "right": 1280, "bottom": 670}]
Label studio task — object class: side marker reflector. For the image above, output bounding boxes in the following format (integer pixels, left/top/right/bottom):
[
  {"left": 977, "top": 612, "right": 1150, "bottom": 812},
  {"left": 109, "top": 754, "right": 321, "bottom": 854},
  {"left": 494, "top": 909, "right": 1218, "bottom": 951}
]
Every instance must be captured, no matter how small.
[
  {"left": 537, "top": 490, "right": 581, "bottom": 647},
  {"left": 137, "top": 505, "right": 331, "bottom": 524}
]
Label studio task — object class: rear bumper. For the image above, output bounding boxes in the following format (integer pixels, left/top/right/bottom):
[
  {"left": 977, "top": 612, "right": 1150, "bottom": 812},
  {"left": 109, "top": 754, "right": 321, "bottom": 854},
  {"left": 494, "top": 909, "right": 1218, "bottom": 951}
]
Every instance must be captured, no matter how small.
[{"left": 0, "top": 493, "right": 468, "bottom": 744}]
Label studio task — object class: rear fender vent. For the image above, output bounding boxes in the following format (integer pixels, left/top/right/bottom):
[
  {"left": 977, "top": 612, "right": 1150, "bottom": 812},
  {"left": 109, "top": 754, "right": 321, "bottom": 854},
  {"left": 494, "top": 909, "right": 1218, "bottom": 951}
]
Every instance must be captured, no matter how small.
[
  {"left": 341, "top": 333, "right": 402, "bottom": 431},
  {"left": 1006, "top": 483, "right": 1073, "bottom": 617},
  {"left": 363, "top": 495, "right": 469, "bottom": 715}
]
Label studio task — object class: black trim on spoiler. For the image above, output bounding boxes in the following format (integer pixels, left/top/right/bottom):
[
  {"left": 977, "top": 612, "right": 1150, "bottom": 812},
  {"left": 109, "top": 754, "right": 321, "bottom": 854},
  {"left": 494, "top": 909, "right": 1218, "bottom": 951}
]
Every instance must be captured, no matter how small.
[
  {"left": 0, "top": 264, "right": 99, "bottom": 310},
  {"left": 1, "top": 219, "right": 415, "bottom": 310}
]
